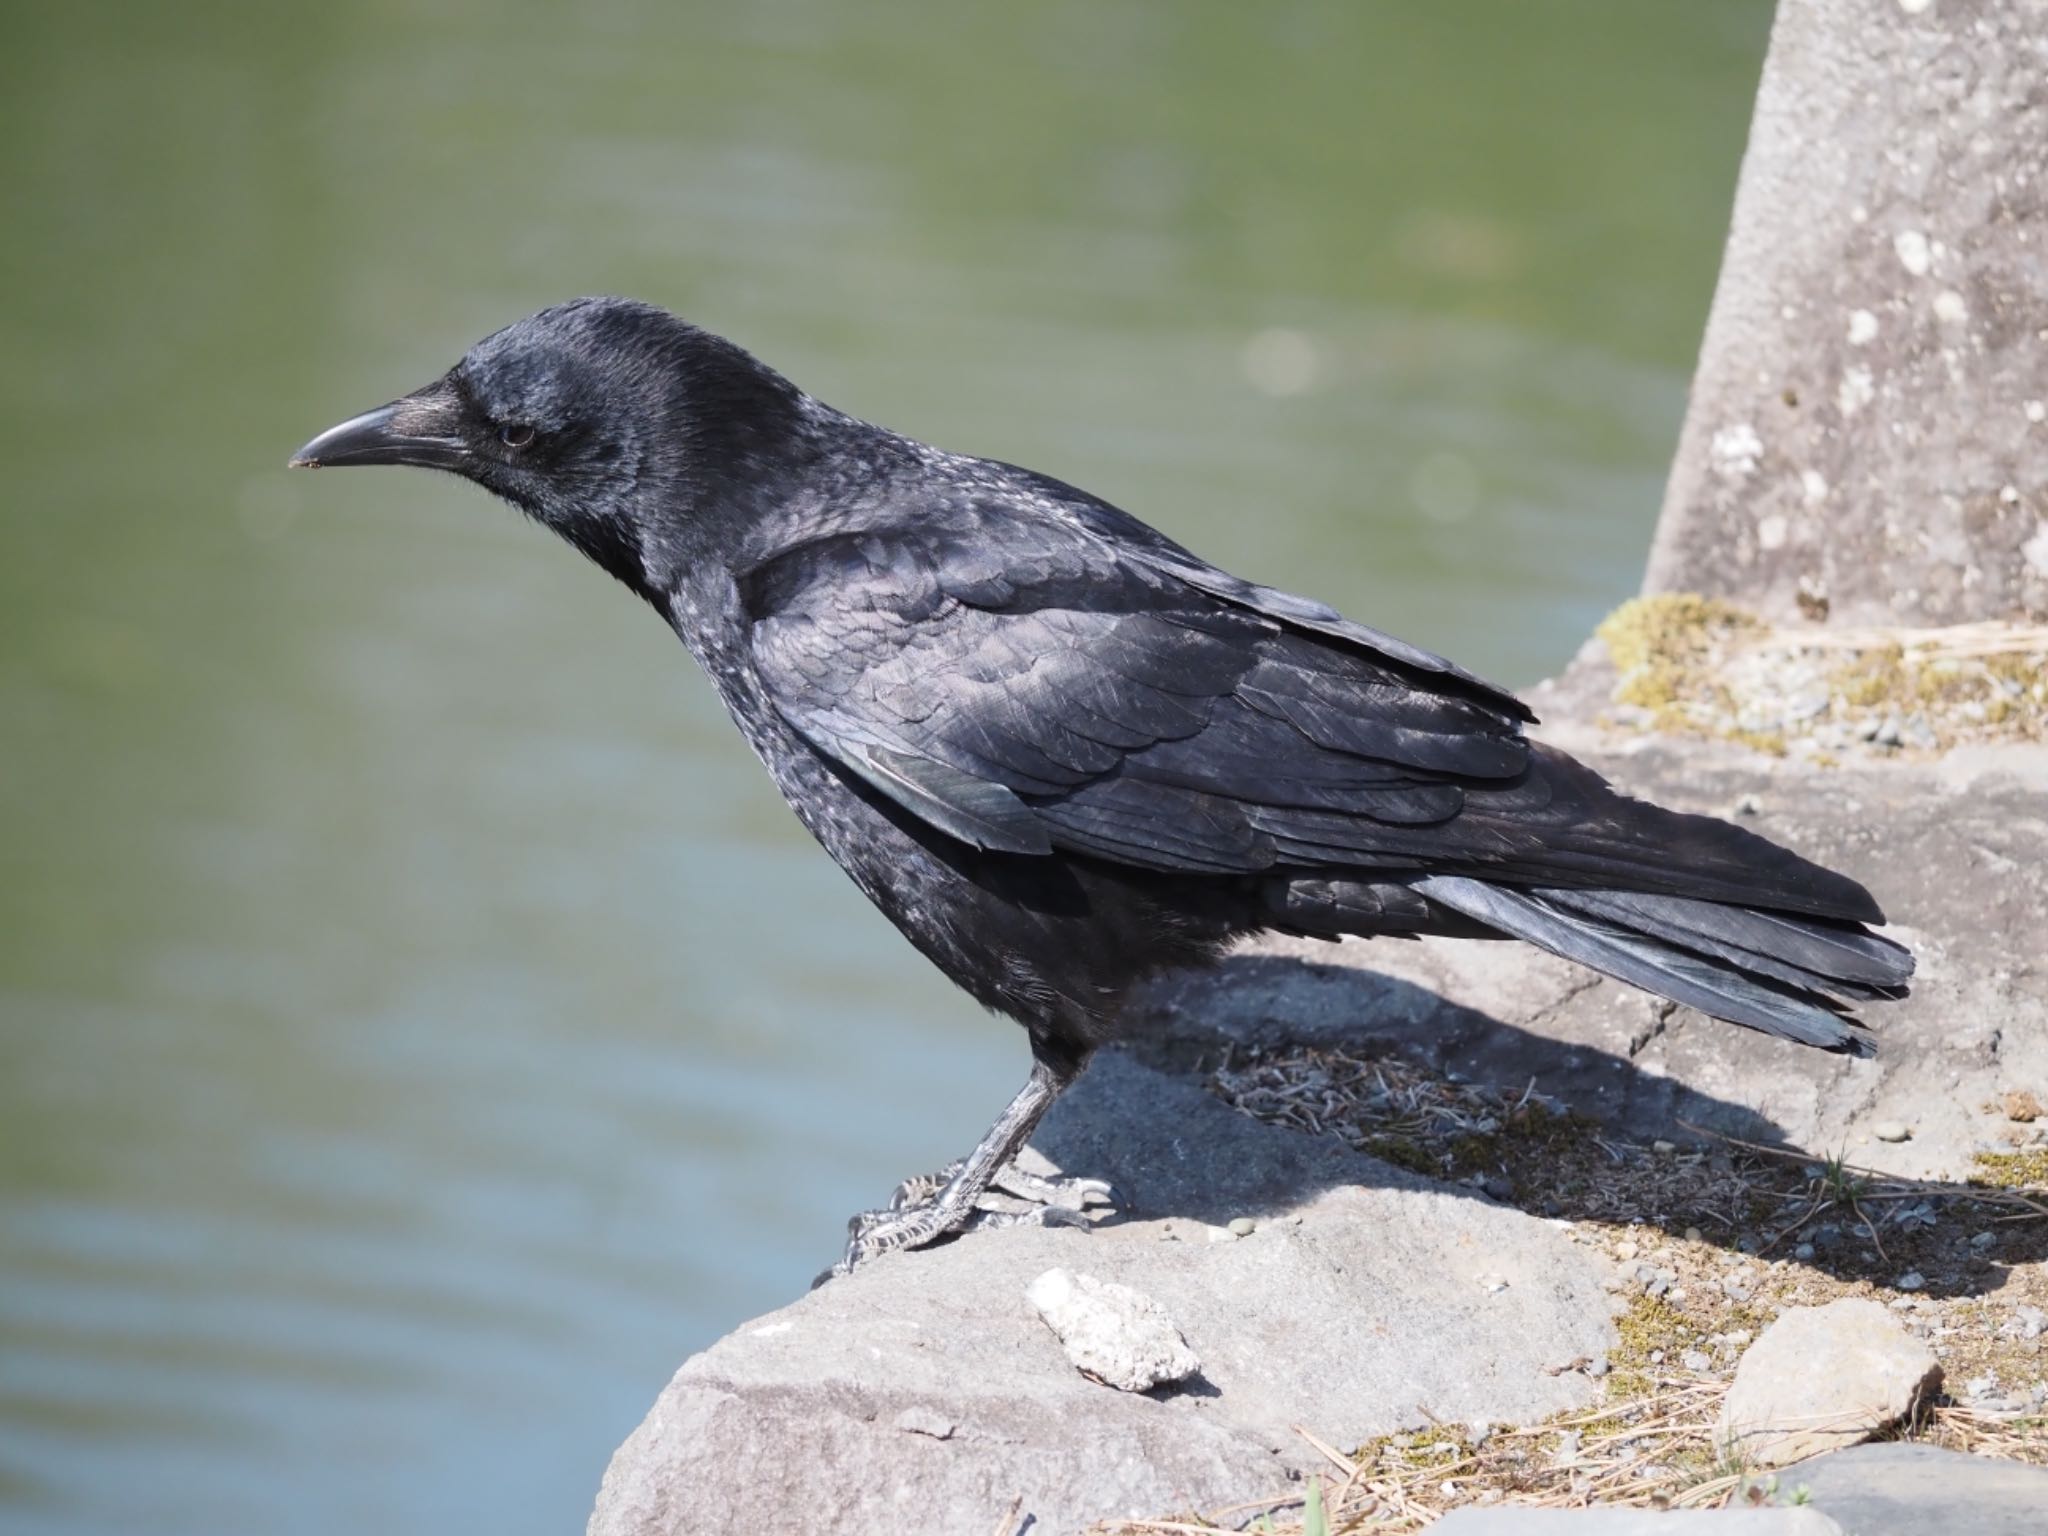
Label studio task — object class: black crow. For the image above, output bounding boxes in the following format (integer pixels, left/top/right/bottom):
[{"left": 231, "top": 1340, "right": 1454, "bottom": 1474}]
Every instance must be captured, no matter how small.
[{"left": 291, "top": 297, "right": 1912, "bottom": 1277}]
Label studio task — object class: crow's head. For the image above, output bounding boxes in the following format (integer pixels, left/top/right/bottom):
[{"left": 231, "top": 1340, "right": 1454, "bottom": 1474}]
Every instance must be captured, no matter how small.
[{"left": 291, "top": 297, "right": 805, "bottom": 592}]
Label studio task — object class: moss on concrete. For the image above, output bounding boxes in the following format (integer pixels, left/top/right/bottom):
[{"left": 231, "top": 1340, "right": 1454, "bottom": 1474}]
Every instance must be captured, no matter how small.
[{"left": 1593, "top": 595, "right": 2047, "bottom": 758}]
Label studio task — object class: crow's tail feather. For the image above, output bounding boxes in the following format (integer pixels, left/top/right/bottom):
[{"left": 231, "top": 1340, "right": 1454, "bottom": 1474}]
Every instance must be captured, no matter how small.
[{"left": 1410, "top": 874, "right": 1912, "bottom": 1057}]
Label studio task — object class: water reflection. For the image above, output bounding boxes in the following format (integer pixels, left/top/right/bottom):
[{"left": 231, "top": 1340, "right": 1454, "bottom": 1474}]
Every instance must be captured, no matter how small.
[{"left": 0, "top": 3, "right": 1768, "bottom": 1532}]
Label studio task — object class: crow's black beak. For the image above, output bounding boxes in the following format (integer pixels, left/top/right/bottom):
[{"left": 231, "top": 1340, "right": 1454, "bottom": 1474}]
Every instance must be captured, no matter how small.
[{"left": 289, "top": 383, "right": 470, "bottom": 470}]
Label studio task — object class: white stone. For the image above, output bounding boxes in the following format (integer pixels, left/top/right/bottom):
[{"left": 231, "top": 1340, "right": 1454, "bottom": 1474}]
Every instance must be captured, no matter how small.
[
  {"left": 1933, "top": 289, "right": 1968, "bottom": 324},
  {"left": 1758, "top": 513, "right": 1790, "bottom": 551},
  {"left": 1838, "top": 366, "right": 1875, "bottom": 415},
  {"left": 1720, "top": 1299, "right": 1941, "bottom": 1466},
  {"left": 2022, "top": 520, "right": 2048, "bottom": 576},
  {"left": 1026, "top": 1267, "right": 1200, "bottom": 1393},
  {"left": 1894, "top": 229, "right": 1932, "bottom": 276},
  {"left": 1712, "top": 422, "right": 1765, "bottom": 478},
  {"left": 1847, "top": 308, "right": 1879, "bottom": 345},
  {"left": 1801, "top": 469, "right": 1829, "bottom": 505}
]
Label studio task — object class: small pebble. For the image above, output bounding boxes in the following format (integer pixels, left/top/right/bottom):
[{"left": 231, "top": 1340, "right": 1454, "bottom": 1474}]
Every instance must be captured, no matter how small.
[
  {"left": 1648, "top": 1349, "right": 1665, "bottom": 1365},
  {"left": 1874, "top": 717, "right": 1903, "bottom": 748},
  {"left": 1586, "top": 1357, "right": 1611, "bottom": 1378},
  {"left": 1616, "top": 1241, "right": 1641, "bottom": 1261},
  {"left": 1794, "top": 1243, "right": 1816, "bottom": 1262},
  {"left": 1895, "top": 1270, "right": 1926, "bottom": 1291},
  {"left": 1682, "top": 1350, "right": 1712, "bottom": 1372},
  {"left": 1873, "top": 1121, "right": 1912, "bottom": 1143},
  {"left": 1684, "top": 1227, "right": 1703, "bottom": 1243},
  {"left": 1652, "top": 1139, "right": 1677, "bottom": 1155},
  {"left": 1227, "top": 1217, "right": 1256, "bottom": 1237},
  {"left": 1970, "top": 1231, "right": 1998, "bottom": 1250},
  {"left": 1479, "top": 1274, "right": 1510, "bottom": 1293}
]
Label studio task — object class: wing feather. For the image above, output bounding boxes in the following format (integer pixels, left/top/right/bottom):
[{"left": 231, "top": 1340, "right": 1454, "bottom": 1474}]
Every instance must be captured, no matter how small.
[{"left": 743, "top": 510, "right": 1531, "bottom": 869}]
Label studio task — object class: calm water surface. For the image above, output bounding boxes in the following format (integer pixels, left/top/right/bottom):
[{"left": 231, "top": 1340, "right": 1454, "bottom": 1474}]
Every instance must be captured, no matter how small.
[{"left": 0, "top": 4, "right": 1770, "bottom": 1531}]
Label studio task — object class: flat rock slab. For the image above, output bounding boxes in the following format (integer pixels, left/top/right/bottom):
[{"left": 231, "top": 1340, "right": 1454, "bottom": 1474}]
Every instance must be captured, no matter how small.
[
  {"left": 1777, "top": 1443, "right": 2048, "bottom": 1536},
  {"left": 1719, "top": 1299, "right": 1940, "bottom": 1467},
  {"left": 587, "top": 1054, "right": 1616, "bottom": 1536},
  {"left": 1136, "top": 728, "right": 2048, "bottom": 1181},
  {"left": 1435, "top": 1510, "right": 1843, "bottom": 1534}
]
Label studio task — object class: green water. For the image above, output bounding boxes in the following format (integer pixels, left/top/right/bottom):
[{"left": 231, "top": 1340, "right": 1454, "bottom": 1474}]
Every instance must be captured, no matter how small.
[{"left": 0, "top": 3, "right": 1769, "bottom": 1531}]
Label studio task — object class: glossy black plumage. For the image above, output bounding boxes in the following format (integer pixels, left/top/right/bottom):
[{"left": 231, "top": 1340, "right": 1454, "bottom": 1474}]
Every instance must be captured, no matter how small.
[{"left": 292, "top": 297, "right": 1914, "bottom": 1271}]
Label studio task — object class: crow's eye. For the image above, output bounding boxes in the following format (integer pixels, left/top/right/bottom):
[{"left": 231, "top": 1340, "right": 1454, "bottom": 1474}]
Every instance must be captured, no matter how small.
[{"left": 498, "top": 422, "right": 536, "bottom": 449}]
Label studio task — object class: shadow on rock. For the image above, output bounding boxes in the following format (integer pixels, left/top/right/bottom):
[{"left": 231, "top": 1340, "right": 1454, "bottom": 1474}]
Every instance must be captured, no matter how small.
[{"left": 1071, "top": 952, "right": 2045, "bottom": 1304}]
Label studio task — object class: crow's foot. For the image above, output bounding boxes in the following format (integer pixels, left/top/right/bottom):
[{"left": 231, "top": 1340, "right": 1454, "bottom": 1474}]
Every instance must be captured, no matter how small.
[{"left": 815, "top": 1146, "right": 1116, "bottom": 1285}]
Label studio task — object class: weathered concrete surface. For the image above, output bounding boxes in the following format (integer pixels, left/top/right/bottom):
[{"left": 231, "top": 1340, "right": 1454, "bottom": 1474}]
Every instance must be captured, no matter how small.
[
  {"left": 587, "top": 1055, "right": 1617, "bottom": 1536},
  {"left": 1435, "top": 1509, "right": 1844, "bottom": 1535},
  {"left": 1645, "top": 0, "right": 2048, "bottom": 627},
  {"left": 1778, "top": 1442, "right": 2048, "bottom": 1536},
  {"left": 1718, "top": 1299, "right": 1941, "bottom": 1466},
  {"left": 1139, "top": 689, "right": 2048, "bottom": 1180}
]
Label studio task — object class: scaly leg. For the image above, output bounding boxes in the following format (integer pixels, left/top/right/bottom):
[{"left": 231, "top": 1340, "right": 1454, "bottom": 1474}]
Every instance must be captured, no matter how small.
[{"left": 820, "top": 1053, "right": 1109, "bottom": 1282}]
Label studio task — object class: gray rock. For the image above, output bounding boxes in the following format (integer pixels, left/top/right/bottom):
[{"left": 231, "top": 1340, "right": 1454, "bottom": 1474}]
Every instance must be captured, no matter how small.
[
  {"left": 1025, "top": 1267, "right": 1198, "bottom": 1393},
  {"left": 1870, "top": 1121, "right": 1911, "bottom": 1144},
  {"left": 1780, "top": 1442, "right": 2048, "bottom": 1536},
  {"left": 1434, "top": 1507, "right": 1843, "bottom": 1533},
  {"left": 587, "top": 1054, "right": 1615, "bottom": 1536},
  {"left": 1134, "top": 732, "right": 2048, "bottom": 1184},
  {"left": 1720, "top": 1298, "right": 1941, "bottom": 1467}
]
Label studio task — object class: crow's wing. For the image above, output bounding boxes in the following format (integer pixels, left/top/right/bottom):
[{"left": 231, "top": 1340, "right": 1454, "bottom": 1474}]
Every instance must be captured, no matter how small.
[
  {"left": 740, "top": 511, "right": 1532, "bottom": 874},
  {"left": 1002, "top": 463, "right": 1535, "bottom": 724}
]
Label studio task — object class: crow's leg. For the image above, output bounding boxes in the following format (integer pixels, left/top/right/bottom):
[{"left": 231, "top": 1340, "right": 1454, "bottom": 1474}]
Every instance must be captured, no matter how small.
[{"left": 820, "top": 1051, "right": 1106, "bottom": 1283}]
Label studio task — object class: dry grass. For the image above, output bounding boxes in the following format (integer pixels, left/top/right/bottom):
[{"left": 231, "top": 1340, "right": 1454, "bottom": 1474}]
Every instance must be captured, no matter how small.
[{"left": 1086, "top": 1045, "right": 2048, "bottom": 1533}]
